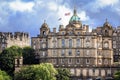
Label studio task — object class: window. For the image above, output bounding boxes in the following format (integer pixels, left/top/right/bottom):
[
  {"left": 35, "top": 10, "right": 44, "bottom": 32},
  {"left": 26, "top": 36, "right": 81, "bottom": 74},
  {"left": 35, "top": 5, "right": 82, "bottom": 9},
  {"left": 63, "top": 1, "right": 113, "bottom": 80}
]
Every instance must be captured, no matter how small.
[
  {"left": 53, "top": 50, "right": 56, "bottom": 56},
  {"left": 86, "top": 41, "right": 90, "bottom": 47},
  {"left": 42, "top": 44, "right": 46, "bottom": 48},
  {"left": 76, "top": 50, "right": 80, "bottom": 56},
  {"left": 53, "top": 59, "right": 56, "bottom": 64},
  {"left": 61, "top": 59, "right": 64, "bottom": 64},
  {"left": 62, "top": 39, "right": 65, "bottom": 47},
  {"left": 33, "top": 45, "right": 36, "bottom": 49},
  {"left": 42, "top": 52, "right": 45, "bottom": 57},
  {"left": 113, "top": 44, "right": 116, "bottom": 48},
  {"left": 76, "top": 59, "right": 80, "bottom": 64},
  {"left": 62, "top": 32, "right": 64, "bottom": 35},
  {"left": 98, "top": 59, "right": 102, "bottom": 64},
  {"left": 61, "top": 50, "right": 65, "bottom": 56},
  {"left": 43, "top": 31, "right": 46, "bottom": 35},
  {"left": 69, "top": 39, "right": 72, "bottom": 48},
  {"left": 68, "top": 50, "right": 72, "bottom": 56},
  {"left": 86, "top": 50, "right": 89, "bottom": 56},
  {"left": 104, "top": 59, "right": 108, "bottom": 64},
  {"left": 69, "top": 32, "right": 72, "bottom": 35},
  {"left": 20, "top": 37, "right": 22, "bottom": 41},
  {"left": 68, "top": 59, "right": 72, "bottom": 64},
  {"left": 77, "top": 32, "right": 80, "bottom": 35},
  {"left": 98, "top": 51, "right": 101, "bottom": 56},
  {"left": 76, "top": 39, "right": 80, "bottom": 47},
  {"left": 86, "top": 59, "right": 90, "bottom": 64},
  {"left": 53, "top": 41, "right": 56, "bottom": 48}
]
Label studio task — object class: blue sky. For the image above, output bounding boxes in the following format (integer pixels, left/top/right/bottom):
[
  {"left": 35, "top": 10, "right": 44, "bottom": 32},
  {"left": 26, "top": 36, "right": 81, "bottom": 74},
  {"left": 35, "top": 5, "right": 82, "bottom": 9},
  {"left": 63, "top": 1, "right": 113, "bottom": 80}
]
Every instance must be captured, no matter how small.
[{"left": 0, "top": 0, "right": 120, "bottom": 37}]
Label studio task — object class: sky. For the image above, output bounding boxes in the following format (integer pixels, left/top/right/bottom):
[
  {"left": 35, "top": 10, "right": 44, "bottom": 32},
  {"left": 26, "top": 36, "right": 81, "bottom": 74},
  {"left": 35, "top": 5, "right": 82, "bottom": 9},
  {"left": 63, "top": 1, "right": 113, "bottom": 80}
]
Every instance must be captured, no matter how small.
[{"left": 0, "top": 0, "right": 120, "bottom": 37}]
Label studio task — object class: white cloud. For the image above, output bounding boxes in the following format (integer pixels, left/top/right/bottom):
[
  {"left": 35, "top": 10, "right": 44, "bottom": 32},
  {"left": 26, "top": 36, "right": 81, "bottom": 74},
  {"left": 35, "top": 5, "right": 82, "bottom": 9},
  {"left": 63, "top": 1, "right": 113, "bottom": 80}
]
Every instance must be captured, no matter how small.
[
  {"left": 87, "top": 0, "right": 119, "bottom": 12},
  {"left": 57, "top": 5, "right": 72, "bottom": 26},
  {"left": 47, "top": 2, "right": 58, "bottom": 11},
  {"left": 78, "top": 11, "right": 89, "bottom": 21},
  {"left": 56, "top": 5, "right": 90, "bottom": 26},
  {"left": 97, "top": 0, "right": 119, "bottom": 7},
  {"left": 9, "top": 0, "right": 35, "bottom": 12}
]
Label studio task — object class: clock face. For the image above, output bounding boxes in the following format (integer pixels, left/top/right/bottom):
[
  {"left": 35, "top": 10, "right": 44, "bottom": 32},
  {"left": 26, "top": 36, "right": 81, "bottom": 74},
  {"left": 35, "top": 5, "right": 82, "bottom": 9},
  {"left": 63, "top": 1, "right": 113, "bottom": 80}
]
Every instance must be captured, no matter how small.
[{"left": 104, "top": 42, "right": 108, "bottom": 48}]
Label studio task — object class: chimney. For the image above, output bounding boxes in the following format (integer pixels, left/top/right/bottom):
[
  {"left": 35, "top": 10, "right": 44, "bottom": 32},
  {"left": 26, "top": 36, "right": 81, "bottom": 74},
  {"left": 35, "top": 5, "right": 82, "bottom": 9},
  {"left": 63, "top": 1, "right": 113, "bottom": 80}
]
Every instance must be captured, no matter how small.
[
  {"left": 86, "top": 25, "right": 89, "bottom": 32},
  {"left": 53, "top": 28, "right": 56, "bottom": 33}
]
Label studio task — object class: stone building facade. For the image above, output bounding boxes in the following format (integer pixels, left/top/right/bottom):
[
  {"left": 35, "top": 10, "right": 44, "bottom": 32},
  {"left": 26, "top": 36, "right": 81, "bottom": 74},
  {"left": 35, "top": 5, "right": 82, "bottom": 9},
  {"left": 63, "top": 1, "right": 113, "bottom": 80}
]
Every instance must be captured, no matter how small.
[
  {"left": 31, "top": 9, "right": 119, "bottom": 79},
  {"left": 0, "top": 32, "right": 30, "bottom": 52},
  {"left": 112, "top": 26, "right": 120, "bottom": 62}
]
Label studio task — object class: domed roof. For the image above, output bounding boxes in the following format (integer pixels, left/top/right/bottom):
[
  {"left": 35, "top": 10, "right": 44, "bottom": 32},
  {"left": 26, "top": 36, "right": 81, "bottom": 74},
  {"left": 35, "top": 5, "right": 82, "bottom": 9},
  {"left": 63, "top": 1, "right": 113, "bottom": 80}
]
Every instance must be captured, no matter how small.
[
  {"left": 103, "top": 19, "right": 112, "bottom": 29},
  {"left": 69, "top": 8, "right": 80, "bottom": 23},
  {"left": 41, "top": 20, "right": 48, "bottom": 28}
]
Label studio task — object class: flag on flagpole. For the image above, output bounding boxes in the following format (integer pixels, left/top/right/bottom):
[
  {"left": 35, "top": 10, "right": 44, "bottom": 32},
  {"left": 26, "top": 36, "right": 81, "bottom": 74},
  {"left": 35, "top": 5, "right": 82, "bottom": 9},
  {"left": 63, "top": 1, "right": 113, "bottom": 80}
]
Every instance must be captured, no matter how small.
[
  {"left": 65, "top": 12, "right": 70, "bottom": 16},
  {"left": 58, "top": 18, "right": 62, "bottom": 21}
]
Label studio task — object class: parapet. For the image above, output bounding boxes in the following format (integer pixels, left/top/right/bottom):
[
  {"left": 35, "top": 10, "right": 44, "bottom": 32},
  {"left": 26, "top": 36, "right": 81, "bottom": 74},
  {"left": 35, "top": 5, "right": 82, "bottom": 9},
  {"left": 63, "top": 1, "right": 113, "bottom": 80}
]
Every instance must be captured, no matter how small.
[{"left": 0, "top": 32, "right": 29, "bottom": 40}]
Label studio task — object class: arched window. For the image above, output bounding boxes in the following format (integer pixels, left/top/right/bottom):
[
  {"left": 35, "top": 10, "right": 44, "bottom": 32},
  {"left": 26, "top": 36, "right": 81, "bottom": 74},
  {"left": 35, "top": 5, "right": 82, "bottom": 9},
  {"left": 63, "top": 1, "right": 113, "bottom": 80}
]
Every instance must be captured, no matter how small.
[
  {"left": 43, "top": 31, "right": 46, "bottom": 35},
  {"left": 62, "top": 39, "right": 65, "bottom": 47},
  {"left": 69, "top": 39, "right": 72, "bottom": 48},
  {"left": 76, "top": 50, "right": 80, "bottom": 56},
  {"left": 68, "top": 49, "right": 72, "bottom": 56}
]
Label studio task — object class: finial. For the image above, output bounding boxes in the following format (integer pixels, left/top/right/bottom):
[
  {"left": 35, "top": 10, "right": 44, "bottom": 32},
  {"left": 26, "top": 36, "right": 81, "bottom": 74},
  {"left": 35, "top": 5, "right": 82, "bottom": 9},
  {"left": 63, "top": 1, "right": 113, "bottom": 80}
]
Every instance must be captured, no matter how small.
[
  {"left": 44, "top": 20, "right": 46, "bottom": 23},
  {"left": 106, "top": 18, "right": 108, "bottom": 22},
  {"left": 74, "top": 6, "right": 77, "bottom": 15}
]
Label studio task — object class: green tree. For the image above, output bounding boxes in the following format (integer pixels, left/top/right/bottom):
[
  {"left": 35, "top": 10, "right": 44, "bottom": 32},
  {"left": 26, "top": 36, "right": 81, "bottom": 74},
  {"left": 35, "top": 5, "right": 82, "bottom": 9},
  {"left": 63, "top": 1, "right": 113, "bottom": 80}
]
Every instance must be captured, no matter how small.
[
  {"left": 0, "top": 70, "right": 11, "bottom": 80},
  {"left": 114, "top": 71, "right": 120, "bottom": 80},
  {"left": 15, "top": 63, "right": 58, "bottom": 80},
  {"left": 56, "top": 68, "right": 71, "bottom": 80},
  {"left": 0, "top": 46, "right": 22, "bottom": 77},
  {"left": 22, "top": 47, "right": 36, "bottom": 64}
]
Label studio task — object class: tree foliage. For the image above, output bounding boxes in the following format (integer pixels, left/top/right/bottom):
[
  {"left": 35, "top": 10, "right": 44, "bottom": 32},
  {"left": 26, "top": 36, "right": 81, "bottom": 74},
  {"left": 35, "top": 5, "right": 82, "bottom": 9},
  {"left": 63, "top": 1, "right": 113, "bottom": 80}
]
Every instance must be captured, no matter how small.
[
  {"left": 0, "top": 70, "right": 11, "bottom": 80},
  {"left": 114, "top": 71, "right": 120, "bottom": 80},
  {"left": 0, "top": 46, "right": 22, "bottom": 76},
  {"left": 22, "top": 47, "right": 36, "bottom": 64},
  {"left": 56, "top": 68, "right": 71, "bottom": 80},
  {"left": 15, "top": 63, "right": 58, "bottom": 80}
]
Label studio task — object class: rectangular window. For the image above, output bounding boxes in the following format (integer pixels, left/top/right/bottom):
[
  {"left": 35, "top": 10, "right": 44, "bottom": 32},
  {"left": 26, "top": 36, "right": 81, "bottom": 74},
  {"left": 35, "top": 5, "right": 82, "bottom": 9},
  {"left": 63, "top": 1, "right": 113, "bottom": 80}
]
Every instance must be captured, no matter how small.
[
  {"left": 86, "top": 59, "right": 90, "bottom": 64},
  {"left": 76, "top": 59, "right": 80, "bottom": 64},
  {"left": 42, "top": 52, "right": 45, "bottom": 57},
  {"left": 69, "top": 39, "right": 72, "bottom": 48},
  {"left": 68, "top": 59, "right": 72, "bottom": 64},
  {"left": 53, "top": 59, "right": 56, "bottom": 64},
  {"left": 98, "top": 59, "right": 102, "bottom": 64},
  {"left": 61, "top": 50, "right": 65, "bottom": 56},
  {"left": 61, "top": 59, "right": 64, "bottom": 64},
  {"left": 68, "top": 50, "right": 72, "bottom": 56},
  {"left": 62, "top": 32, "right": 64, "bottom": 35},
  {"left": 76, "top": 39, "right": 80, "bottom": 47},
  {"left": 62, "top": 39, "right": 65, "bottom": 47},
  {"left": 53, "top": 50, "right": 57, "bottom": 56}
]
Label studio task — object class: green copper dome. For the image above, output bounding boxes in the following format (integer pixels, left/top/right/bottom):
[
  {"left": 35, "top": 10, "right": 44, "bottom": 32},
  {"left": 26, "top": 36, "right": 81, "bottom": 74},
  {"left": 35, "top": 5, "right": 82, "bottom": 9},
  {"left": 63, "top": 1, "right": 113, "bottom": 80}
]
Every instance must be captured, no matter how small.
[
  {"left": 70, "top": 15, "right": 80, "bottom": 22},
  {"left": 69, "top": 8, "right": 80, "bottom": 23}
]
